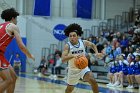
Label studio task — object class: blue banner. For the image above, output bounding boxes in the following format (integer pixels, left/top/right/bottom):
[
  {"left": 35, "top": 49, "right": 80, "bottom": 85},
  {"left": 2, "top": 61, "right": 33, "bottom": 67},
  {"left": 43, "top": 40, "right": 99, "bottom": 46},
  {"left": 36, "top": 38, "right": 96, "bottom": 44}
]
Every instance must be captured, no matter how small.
[
  {"left": 34, "top": 0, "right": 51, "bottom": 16},
  {"left": 76, "top": 0, "right": 93, "bottom": 19}
]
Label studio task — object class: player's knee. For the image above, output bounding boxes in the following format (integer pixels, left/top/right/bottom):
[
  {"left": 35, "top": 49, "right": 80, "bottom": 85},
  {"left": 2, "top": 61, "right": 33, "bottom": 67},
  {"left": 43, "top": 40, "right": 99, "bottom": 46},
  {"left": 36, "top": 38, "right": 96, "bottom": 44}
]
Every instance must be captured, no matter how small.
[{"left": 65, "top": 88, "right": 73, "bottom": 93}]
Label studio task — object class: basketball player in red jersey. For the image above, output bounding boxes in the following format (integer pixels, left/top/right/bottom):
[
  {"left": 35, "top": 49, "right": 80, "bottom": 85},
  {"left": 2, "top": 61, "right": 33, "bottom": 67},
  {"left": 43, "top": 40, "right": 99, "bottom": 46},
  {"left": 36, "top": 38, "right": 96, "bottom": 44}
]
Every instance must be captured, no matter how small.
[{"left": 0, "top": 8, "right": 35, "bottom": 93}]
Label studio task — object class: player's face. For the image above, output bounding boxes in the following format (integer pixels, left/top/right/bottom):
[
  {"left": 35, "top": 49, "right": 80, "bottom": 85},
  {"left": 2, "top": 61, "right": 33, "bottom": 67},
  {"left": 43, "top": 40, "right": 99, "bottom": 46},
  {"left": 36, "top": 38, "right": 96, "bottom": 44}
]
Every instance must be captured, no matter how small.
[{"left": 69, "top": 32, "right": 79, "bottom": 45}]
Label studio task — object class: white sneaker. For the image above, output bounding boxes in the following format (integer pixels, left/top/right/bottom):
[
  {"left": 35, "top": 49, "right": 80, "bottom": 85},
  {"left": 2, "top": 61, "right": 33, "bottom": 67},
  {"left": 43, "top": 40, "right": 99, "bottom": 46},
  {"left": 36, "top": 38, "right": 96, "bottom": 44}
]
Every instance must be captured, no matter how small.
[
  {"left": 126, "top": 85, "right": 133, "bottom": 89},
  {"left": 126, "top": 85, "right": 131, "bottom": 89},
  {"left": 116, "top": 84, "right": 123, "bottom": 88},
  {"left": 107, "top": 83, "right": 114, "bottom": 87},
  {"left": 111, "top": 81, "right": 119, "bottom": 87},
  {"left": 49, "top": 74, "right": 54, "bottom": 79},
  {"left": 106, "top": 83, "right": 112, "bottom": 86},
  {"left": 53, "top": 75, "right": 57, "bottom": 80},
  {"left": 129, "top": 85, "right": 134, "bottom": 89}
]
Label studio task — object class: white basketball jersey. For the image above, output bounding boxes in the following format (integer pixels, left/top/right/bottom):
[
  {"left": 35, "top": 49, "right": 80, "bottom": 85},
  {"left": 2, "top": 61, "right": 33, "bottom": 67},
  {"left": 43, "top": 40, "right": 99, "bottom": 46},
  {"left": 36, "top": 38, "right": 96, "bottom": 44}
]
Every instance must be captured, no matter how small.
[{"left": 67, "top": 39, "right": 86, "bottom": 69}]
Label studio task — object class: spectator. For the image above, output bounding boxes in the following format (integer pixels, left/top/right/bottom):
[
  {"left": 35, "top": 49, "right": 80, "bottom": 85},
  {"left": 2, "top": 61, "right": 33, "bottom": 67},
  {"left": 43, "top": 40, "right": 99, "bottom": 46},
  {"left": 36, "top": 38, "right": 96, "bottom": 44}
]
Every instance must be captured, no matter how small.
[
  {"left": 120, "top": 35, "right": 129, "bottom": 52},
  {"left": 116, "top": 54, "right": 129, "bottom": 88},
  {"left": 54, "top": 53, "right": 64, "bottom": 76},
  {"left": 109, "top": 55, "right": 120, "bottom": 87},
  {"left": 116, "top": 32, "right": 122, "bottom": 42},
  {"left": 123, "top": 47, "right": 129, "bottom": 57},
  {"left": 111, "top": 38, "right": 119, "bottom": 48},
  {"left": 135, "top": 14, "right": 140, "bottom": 26},
  {"left": 104, "top": 45, "right": 118, "bottom": 63},
  {"left": 126, "top": 55, "right": 135, "bottom": 89},
  {"left": 106, "top": 55, "right": 120, "bottom": 87},
  {"left": 133, "top": 48, "right": 140, "bottom": 56},
  {"left": 49, "top": 50, "right": 63, "bottom": 78},
  {"left": 13, "top": 53, "right": 21, "bottom": 75},
  {"left": 102, "top": 42, "right": 112, "bottom": 63},
  {"left": 115, "top": 42, "right": 122, "bottom": 55},
  {"left": 38, "top": 56, "right": 47, "bottom": 74},
  {"left": 96, "top": 36, "right": 108, "bottom": 53},
  {"left": 134, "top": 55, "right": 140, "bottom": 89}
]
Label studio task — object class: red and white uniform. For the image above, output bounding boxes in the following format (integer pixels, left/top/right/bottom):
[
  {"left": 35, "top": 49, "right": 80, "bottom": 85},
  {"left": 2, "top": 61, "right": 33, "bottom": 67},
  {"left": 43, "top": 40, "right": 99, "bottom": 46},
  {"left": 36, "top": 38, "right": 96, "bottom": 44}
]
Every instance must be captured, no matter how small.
[{"left": 0, "top": 22, "right": 14, "bottom": 69}]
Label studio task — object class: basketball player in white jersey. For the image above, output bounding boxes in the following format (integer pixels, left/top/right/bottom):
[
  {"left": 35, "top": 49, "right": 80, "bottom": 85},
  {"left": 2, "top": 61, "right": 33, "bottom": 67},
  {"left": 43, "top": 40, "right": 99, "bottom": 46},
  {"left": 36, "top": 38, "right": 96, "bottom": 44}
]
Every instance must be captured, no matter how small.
[{"left": 62, "top": 23, "right": 102, "bottom": 93}]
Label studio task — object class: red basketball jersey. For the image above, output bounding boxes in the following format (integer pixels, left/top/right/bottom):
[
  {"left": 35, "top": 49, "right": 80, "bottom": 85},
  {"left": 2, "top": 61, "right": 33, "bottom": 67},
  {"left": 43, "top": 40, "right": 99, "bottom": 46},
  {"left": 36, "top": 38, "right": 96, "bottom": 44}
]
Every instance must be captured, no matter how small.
[{"left": 0, "top": 22, "right": 14, "bottom": 69}]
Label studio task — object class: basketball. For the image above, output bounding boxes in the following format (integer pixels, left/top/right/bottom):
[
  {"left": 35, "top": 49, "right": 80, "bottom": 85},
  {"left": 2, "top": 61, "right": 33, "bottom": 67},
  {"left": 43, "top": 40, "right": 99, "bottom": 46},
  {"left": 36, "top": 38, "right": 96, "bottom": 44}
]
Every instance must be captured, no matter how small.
[{"left": 74, "top": 56, "right": 88, "bottom": 69}]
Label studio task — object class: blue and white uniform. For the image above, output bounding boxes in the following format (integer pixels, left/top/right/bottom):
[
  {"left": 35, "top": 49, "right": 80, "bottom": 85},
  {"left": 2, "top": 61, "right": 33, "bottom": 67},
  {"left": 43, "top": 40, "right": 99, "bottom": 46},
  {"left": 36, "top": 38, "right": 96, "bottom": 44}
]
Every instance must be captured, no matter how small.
[
  {"left": 66, "top": 39, "right": 90, "bottom": 85},
  {"left": 118, "top": 60, "right": 129, "bottom": 75},
  {"left": 127, "top": 62, "right": 135, "bottom": 75},
  {"left": 134, "top": 61, "right": 140, "bottom": 75},
  {"left": 109, "top": 61, "right": 119, "bottom": 74}
]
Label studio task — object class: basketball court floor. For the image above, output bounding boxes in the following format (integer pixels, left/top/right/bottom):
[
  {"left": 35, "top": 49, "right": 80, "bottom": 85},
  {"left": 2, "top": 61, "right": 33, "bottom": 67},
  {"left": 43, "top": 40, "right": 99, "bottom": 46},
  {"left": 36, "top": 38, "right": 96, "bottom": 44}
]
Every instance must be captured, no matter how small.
[{"left": 14, "top": 73, "right": 139, "bottom": 93}]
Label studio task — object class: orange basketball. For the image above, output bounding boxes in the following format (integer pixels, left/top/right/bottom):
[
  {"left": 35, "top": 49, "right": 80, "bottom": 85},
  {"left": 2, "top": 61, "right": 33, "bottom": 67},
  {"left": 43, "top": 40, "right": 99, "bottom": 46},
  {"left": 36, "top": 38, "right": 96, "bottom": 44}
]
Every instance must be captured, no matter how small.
[{"left": 74, "top": 56, "right": 88, "bottom": 69}]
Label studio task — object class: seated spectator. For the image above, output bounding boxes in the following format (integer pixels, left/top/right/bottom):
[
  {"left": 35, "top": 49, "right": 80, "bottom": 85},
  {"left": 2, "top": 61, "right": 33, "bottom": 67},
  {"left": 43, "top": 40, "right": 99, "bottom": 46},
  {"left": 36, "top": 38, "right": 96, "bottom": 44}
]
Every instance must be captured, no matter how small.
[
  {"left": 49, "top": 50, "right": 64, "bottom": 78},
  {"left": 111, "top": 38, "right": 119, "bottom": 48},
  {"left": 13, "top": 53, "right": 21, "bottom": 75},
  {"left": 96, "top": 36, "right": 108, "bottom": 53},
  {"left": 135, "top": 14, "right": 140, "bottom": 26},
  {"left": 116, "top": 32, "right": 122, "bottom": 42},
  {"left": 126, "top": 55, "right": 135, "bottom": 89},
  {"left": 116, "top": 54, "right": 129, "bottom": 88},
  {"left": 104, "top": 45, "right": 119, "bottom": 63},
  {"left": 123, "top": 47, "right": 129, "bottom": 57},
  {"left": 127, "top": 47, "right": 135, "bottom": 57},
  {"left": 133, "top": 48, "right": 140, "bottom": 56},
  {"left": 106, "top": 55, "right": 120, "bottom": 87},
  {"left": 54, "top": 53, "right": 64, "bottom": 76},
  {"left": 120, "top": 35, "right": 129, "bottom": 52},
  {"left": 132, "top": 22, "right": 140, "bottom": 46},
  {"left": 38, "top": 56, "right": 47, "bottom": 74},
  {"left": 134, "top": 55, "right": 140, "bottom": 89},
  {"left": 115, "top": 42, "right": 122, "bottom": 55},
  {"left": 107, "top": 55, "right": 122, "bottom": 87},
  {"left": 102, "top": 42, "right": 112, "bottom": 63}
]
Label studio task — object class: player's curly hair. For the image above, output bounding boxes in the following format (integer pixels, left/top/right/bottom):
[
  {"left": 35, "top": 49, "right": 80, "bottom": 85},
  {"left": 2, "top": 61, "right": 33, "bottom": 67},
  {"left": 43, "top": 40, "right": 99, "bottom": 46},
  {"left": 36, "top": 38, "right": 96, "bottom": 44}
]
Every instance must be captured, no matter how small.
[
  {"left": 64, "top": 23, "right": 83, "bottom": 36},
  {"left": 1, "top": 8, "right": 19, "bottom": 21}
]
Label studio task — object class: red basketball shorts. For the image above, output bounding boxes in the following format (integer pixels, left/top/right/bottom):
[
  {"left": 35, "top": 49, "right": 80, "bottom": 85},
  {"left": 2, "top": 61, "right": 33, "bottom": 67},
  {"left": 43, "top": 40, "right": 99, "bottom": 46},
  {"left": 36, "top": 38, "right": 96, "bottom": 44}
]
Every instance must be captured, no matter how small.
[{"left": 0, "top": 54, "right": 10, "bottom": 70}]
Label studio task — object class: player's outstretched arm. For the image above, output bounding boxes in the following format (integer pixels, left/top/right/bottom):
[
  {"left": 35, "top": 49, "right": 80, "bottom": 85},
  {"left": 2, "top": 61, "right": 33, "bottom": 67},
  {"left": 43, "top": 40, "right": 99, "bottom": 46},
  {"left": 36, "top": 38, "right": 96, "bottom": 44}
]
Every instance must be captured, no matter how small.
[{"left": 7, "top": 23, "right": 35, "bottom": 61}]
